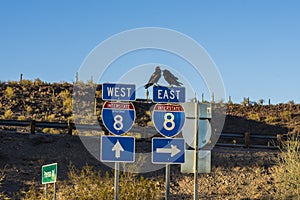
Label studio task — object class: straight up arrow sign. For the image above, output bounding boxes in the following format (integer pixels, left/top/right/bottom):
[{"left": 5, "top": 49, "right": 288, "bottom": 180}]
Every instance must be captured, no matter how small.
[
  {"left": 101, "top": 136, "right": 135, "bottom": 163},
  {"left": 112, "top": 140, "right": 124, "bottom": 158}
]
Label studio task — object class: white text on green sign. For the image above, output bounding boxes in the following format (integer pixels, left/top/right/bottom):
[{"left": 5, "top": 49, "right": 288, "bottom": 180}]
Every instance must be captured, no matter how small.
[{"left": 42, "top": 163, "right": 57, "bottom": 184}]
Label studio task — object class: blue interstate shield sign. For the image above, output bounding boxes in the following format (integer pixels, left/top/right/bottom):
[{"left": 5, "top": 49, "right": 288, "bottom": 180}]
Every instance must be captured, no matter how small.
[
  {"left": 152, "top": 104, "right": 185, "bottom": 137},
  {"left": 102, "top": 101, "right": 136, "bottom": 135}
]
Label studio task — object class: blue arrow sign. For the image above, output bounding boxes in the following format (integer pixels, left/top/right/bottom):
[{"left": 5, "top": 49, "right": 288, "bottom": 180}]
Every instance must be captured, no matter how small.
[
  {"left": 102, "top": 101, "right": 136, "bottom": 135},
  {"left": 152, "top": 104, "right": 185, "bottom": 137},
  {"left": 153, "top": 86, "right": 185, "bottom": 103},
  {"left": 152, "top": 138, "right": 185, "bottom": 164},
  {"left": 102, "top": 83, "right": 136, "bottom": 101},
  {"left": 101, "top": 136, "right": 135, "bottom": 162}
]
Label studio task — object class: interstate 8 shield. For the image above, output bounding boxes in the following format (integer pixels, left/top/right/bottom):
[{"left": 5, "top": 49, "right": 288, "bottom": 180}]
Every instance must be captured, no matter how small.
[
  {"left": 102, "top": 101, "right": 136, "bottom": 135},
  {"left": 152, "top": 103, "right": 185, "bottom": 138}
]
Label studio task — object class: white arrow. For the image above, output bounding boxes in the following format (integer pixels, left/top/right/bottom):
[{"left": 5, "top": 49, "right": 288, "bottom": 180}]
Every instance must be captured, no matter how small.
[
  {"left": 112, "top": 140, "right": 124, "bottom": 158},
  {"left": 156, "top": 145, "right": 181, "bottom": 157}
]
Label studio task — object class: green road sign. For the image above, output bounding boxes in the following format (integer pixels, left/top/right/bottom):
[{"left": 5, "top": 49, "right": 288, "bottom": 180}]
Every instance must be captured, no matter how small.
[{"left": 42, "top": 163, "right": 57, "bottom": 184}]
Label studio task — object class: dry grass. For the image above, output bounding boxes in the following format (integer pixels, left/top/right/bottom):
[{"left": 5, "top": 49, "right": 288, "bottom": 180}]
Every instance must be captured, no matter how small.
[
  {"left": 274, "top": 134, "right": 300, "bottom": 199},
  {"left": 0, "top": 167, "right": 9, "bottom": 200},
  {"left": 19, "top": 164, "right": 163, "bottom": 200},
  {"left": 7, "top": 135, "right": 300, "bottom": 199}
]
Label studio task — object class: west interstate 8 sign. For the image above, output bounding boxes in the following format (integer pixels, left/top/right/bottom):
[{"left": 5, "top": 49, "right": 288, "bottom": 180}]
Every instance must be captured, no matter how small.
[{"left": 102, "top": 101, "right": 136, "bottom": 135}]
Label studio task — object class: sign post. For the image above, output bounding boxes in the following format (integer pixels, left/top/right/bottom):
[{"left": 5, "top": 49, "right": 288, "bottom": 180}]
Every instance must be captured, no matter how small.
[
  {"left": 101, "top": 83, "right": 136, "bottom": 200},
  {"left": 42, "top": 163, "right": 57, "bottom": 200},
  {"left": 114, "top": 162, "right": 120, "bottom": 200},
  {"left": 152, "top": 86, "right": 186, "bottom": 200},
  {"left": 181, "top": 102, "right": 212, "bottom": 200},
  {"left": 194, "top": 103, "right": 199, "bottom": 200}
]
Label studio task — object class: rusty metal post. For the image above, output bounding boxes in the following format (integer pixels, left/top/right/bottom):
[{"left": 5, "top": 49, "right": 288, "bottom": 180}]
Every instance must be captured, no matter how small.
[
  {"left": 30, "top": 120, "right": 36, "bottom": 134},
  {"left": 67, "top": 120, "right": 73, "bottom": 136},
  {"left": 277, "top": 134, "right": 282, "bottom": 148},
  {"left": 244, "top": 132, "right": 250, "bottom": 148}
]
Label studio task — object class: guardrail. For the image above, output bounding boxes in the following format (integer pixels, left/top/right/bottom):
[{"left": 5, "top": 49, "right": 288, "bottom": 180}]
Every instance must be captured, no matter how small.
[
  {"left": 216, "top": 132, "right": 285, "bottom": 149},
  {"left": 0, "top": 119, "right": 285, "bottom": 149}
]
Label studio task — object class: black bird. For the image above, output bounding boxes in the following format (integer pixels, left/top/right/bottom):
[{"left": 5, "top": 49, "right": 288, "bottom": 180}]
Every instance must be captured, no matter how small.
[
  {"left": 163, "top": 69, "right": 183, "bottom": 86},
  {"left": 144, "top": 66, "right": 161, "bottom": 89}
]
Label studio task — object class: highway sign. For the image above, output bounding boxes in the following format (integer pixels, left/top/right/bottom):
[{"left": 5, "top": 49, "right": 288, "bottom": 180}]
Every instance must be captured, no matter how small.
[
  {"left": 42, "top": 163, "right": 57, "bottom": 184},
  {"left": 101, "top": 136, "right": 135, "bottom": 162},
  {"left": 102, "top": 101, "right": 136, "bottom": 135},
  {"left": 152, "top": 103, "right": 185, "bottom": 137},
  {"left": 102, "top": 83, "right": 136, "bottom": 101},
  {"left": 152, "top": 138, "right": 185, "bottom": 164},
  {"left": 153, "top": 86, "right": 185, "bottom": 103}
]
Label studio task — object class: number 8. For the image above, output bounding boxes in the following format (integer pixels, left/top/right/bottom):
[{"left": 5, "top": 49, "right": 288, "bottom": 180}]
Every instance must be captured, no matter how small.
[
  {"left": 113, "top": 115, "right": 123, "bottom": 131},
  {"left": 163, "top": 113, "right": 175, "bottom": 131}
]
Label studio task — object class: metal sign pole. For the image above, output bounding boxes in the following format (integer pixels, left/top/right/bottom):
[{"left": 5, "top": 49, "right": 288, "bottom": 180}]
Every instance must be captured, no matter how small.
[
  {"left": 114, "top": 162, "right": 120, "bottom": 200},
  {"left": 194, "top": 102, "right": 199, "bottom": 200},
  {"left": 53, "top": 182, "right": 56, "bottom": 200},
  {"left": 45, "top": 184, "right": 48, "bottom": 199},
  {"left": 165, "top": 164, "right": 170, "bottom": 200}
]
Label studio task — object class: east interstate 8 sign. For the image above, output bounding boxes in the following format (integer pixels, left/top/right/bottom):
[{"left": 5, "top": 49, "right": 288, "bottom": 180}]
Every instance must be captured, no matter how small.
[
  {"left": 152, "top": 104, "right": 185, "bottom": 137},
  {"left": 102, "top": 101, "right": 136, "bottom": 135}
]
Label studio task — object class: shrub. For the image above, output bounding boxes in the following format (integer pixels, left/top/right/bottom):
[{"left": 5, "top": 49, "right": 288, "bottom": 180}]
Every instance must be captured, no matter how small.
[
  {"left": 4, "top": 86, "right": 14, "bottom": 98},
  {"left": 62, "top": 164, "right": 162, "bottom": 199},
  {"left": 20, "top": 164, "right": 162, "bottom": 200},
  {"left": 275, "top": 134, "right": 300, "bottom": 199},
  {"left": 42, "top": 128, "right": 62, "bottom": 134},
  {"left": 4, "top": 109, "right": 14, "bottom": 119},
  {"left": 47, "top": 114, "right": 56, "bottom": 122},
  {"left": 59, "top": 90, "right": 71, "bottom": 100},
  {"left": 19, "top": 184, "right": 44, "bottom": 200},
  {"left": 0, "top": 167, "right": 9, "bottom": 199},
  {"left": 26, "top": 106, "right": 33, "bottom": 114},
  {"left": 264, "top": 115, "right": 278, "bottom": 124},
  {"left": 21, "top": 79, "right": 33, "bottom": 86},
  {"left": 63, "top": 97, "right": 72, "bottom": 114},
  {"left": 247, "top": 113, "right": 260, "bottom": 121},
  {"left": 280, "top": 111, "right": 292, "bottom": 122},
  {"left": 17, "top": 115, "right": 26, "bottom": 121},
  {"left": 34, "top": 78, "right": 44, "bottom": 86},
  {"left": 58, "top": 165, "right": 114, "bottom": 199}
]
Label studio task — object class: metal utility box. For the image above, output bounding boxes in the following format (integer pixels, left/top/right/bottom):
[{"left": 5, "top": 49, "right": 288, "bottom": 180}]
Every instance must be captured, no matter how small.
[
  {"left": 198, "top": 102, "right": 212, "bottom": 119},
  {"left": 181, "top": 150, "right": 211, "bottom": 173},
  {"left": 181, "top": 102, "right": 212, "bottom": 119},
  {"left": 181, "top": 102, "right": 212, "bottom": 149}
]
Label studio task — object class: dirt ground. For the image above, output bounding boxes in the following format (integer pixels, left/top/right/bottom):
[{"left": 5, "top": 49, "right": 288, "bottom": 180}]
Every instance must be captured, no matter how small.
[{"left": 0, "top": 130, "right": 279, "bottom": 199}]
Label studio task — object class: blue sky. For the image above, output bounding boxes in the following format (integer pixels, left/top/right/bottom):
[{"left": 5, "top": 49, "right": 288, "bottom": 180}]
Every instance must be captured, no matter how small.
[{"left": 0, "top": 1, "right": 299, "bottom": 103}]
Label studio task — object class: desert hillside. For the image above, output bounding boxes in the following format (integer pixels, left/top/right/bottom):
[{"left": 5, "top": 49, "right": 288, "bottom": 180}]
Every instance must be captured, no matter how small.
[
  {"left": 0, "top": 80, "right": 299, "bottom": 199},
  {"left": 0, "top": 80, "right": 299, "bottom": 135}
]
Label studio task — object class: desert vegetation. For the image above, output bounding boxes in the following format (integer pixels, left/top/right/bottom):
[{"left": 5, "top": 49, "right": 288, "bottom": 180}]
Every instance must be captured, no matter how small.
[
  {"left": 0, "top": 79, "right": 300, "bottom": 134},
  {"left": 0, "top": 135, "right": 299, "bottom": 199},
  {"left": 18, "top": 165, "right": 163, "bottom": 200},
  {"left": 0, "top": 79, "right": 300, "bottom": 199}
]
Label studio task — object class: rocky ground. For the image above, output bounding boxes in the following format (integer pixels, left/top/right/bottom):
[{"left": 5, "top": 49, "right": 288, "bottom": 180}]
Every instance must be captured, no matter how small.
[
  {"left": 0, "top": 130, "right": 280, "bottom": 199},
  {"left": 0, "top": 81, "right": 299, "bottom": 199}
]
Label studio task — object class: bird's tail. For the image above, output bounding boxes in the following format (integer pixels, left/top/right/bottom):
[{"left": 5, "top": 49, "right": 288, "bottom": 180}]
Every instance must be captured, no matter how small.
[{"left": 144, "top": 83, "right": 151, "bottom": 89}]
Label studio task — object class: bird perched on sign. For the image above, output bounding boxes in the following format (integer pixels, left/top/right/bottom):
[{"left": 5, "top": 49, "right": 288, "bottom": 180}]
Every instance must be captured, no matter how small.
[
  {"left": 163, "top": 69, "right": 183, "bottom": 86},
  {"left": 144, "top": 66, "right": 161, "bottom": 89}
]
